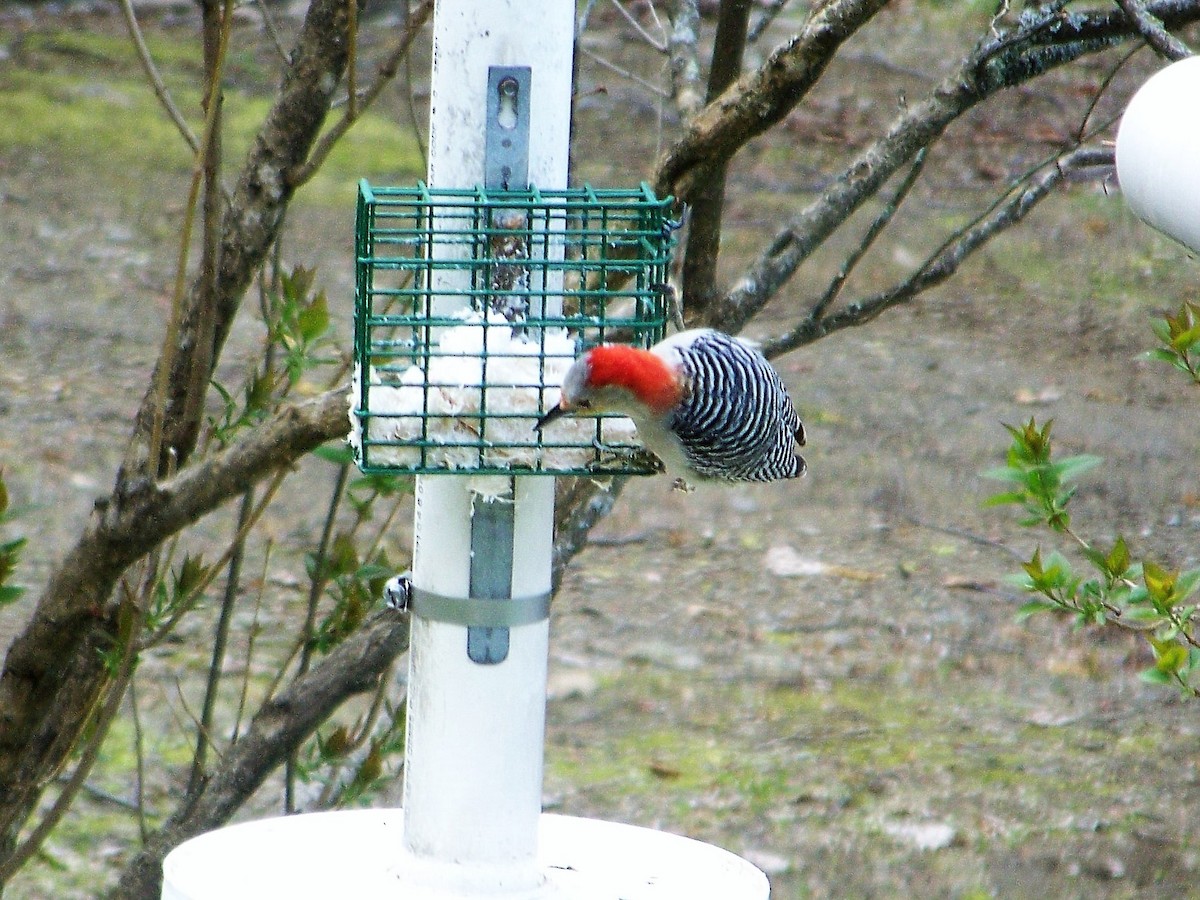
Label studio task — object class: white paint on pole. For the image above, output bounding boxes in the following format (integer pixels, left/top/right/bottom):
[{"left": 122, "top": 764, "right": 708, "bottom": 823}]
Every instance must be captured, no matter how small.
[
  {"left": 400, "top": 478, "right": 553, "bottom": 891},
  {"left": 399, "top": 0, "right": 574, "bottom": 891},
  {"left": 1116, "top": 56, "right": 1200, "bottom": 253},
  {"left": 427, "top": 0, "right": 573, "bottom": 190}
]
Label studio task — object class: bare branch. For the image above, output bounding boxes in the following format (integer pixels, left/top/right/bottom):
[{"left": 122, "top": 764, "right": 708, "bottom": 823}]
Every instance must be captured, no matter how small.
[
  {"left": 706, "top": 0, "right": 1200, "bottom": 335},
  {"left": 806, "top": 147, "right": 927, "bottom": 325},
  {"left": 122, "top": 0, "right": 362, "bottom": 484},
  {"left": 110, "top": 609, "right": 411, "bottom": 899},
  {"left": 117, "top": 0, "right": 201, "bottom": 156},
  {"left": 749, "top": 0, "right": 794, "bottom": 43},
  {"left": 0, "top": 386, "right": 348, "bottom": 860},
  {"left": 655, "top": 0, "right": 891, "bottom": 199},
  {"left": 667, "top": 0, "right": 705, "bottom": 117},
  {"left": 291, "top": 0, "right": 434, "bottom": 187},
  {"left": 612, "top": 0, "right": 668, "bottom": 51},
  {"left": 578, "top": 46, "right": 672, "bottom": 97},
  {"left": 680, "top": 0, "right": 753, "bottom": 321},
  {"left": 553, "top": 477, "right": 628, "bottom": 592},
  {"left": 1116, "top": 0, "right": 1193, "bottom": 59},
  {"left": 761, "top": 147, "right": 1113, "bottom": 357}
]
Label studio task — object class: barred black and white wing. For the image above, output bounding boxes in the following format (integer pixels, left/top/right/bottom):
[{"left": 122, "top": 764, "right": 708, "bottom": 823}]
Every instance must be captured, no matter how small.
[{"left": 655, "top": 330, "right": 806, "bottom": 483}]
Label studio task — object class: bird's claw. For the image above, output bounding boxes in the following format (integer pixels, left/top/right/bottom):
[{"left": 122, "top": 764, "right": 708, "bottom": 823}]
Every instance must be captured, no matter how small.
[
  {"left": 383, "top": 572, "right": 413, "bottom": 611},
  {"left": 590, "top": 439, "right": 665, "bottom": 474}
]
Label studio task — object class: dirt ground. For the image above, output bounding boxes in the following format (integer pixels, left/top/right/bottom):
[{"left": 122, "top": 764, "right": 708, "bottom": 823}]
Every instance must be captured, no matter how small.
[{"left": 2, "top": 6, "right": 1199, "bottom": 898}]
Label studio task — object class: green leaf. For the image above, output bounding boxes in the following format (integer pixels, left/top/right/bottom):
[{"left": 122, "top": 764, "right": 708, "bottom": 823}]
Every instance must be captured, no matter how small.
[
  {"left": 1141, "top": 347, "right": 1182, "bottom": 366},
  {"left": 982, "top": 490, "right": 1026, "bottom": 508},
  {"left": 1173, "top": 567, "right": 1200, "bottom": 602},
  {"left": 1139, "top": 666, "right": 1173, "bottom": 686},
  {"left": 1121, "top": 604, "right": 1164, "bottom": 623},
  {"left": 1169, "top": 322, "right": 1200, "bottom": 352},
  {"left": 1150, "top": 317, "right": 1174, "bottom": 345},
  {"left": 328, "top": 532, "right": 359, "bottom": 577},
  {"left": 297, "top": 290, "right": 330, "bottom": 343},
  {"left": 1143, "top": 561, "right": 1177, "bottom": 604},
  {"left": 0, "top": 584, "right": 25, "bottom": 606},
  {"left": 1050, "top": 454, "right": 1103, "bottom": 482},
  {"left": 981, "top": 466, "right": 1027, "bottom": 485},
  {"left": 355, "top": 563, "right": 393, "bottom": 581},
  {"left": 313, "top": 444, "right": 355, "bottom": 465},
  {"left": 1154, "top": 642, "right": 1189, "bottom": 674},
  {"left": 1016, "top": 599, "right": 1060, "bottom": 622}
]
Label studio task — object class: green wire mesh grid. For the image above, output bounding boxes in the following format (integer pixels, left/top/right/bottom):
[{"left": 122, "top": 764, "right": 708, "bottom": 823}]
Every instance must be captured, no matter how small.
[{"left": 352, "top": 180, "right": 675, "bottom": 476}]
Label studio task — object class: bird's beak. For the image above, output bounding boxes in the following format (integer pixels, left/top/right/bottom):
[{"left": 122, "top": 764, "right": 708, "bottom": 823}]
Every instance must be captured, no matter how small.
[{"left": 534, "top": 403, "right": 569, "bottom": 431}]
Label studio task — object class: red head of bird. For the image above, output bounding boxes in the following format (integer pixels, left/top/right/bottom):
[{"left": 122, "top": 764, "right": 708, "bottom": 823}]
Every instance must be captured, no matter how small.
[{"left": 535, "top": 343, "right": 686, "bottom": 428}]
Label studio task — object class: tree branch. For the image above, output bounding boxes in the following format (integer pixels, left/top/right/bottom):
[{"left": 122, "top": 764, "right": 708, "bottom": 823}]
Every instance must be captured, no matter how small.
[
  {"left": 666, "top": 0, "right": 705, "bottom": 118},
  {"left": 290, "top": 0, "right": 434, "bottom": 188},
  {"left": 654, "top": 0, "right": 890, "bottom": 200},
  {"left": 1116, "top": 0, "right": 1193, "bottom": 59},
  {"left": 680, "top": 0, "right": 753, "bottom": 323},
  {"left": 0, "top": 387, "right": 349, "bottom": 863},
  {"left": 109, "top": 609, "right": 411, "bottom": 899},
  {"left": 761, "top": 147, "right": 1113, "bottom": 357},
  {"left": 121, "top": 0, "right": 358, "bottom": 484},
  {"left": 706, "top": 0, "right": 1200, "bottom": 335},
  {"left": 117, "top": 0, "right": 201, "bottom": 156},
  {"left": 552, "top": 477, "right": 628, "bottom": 592}
]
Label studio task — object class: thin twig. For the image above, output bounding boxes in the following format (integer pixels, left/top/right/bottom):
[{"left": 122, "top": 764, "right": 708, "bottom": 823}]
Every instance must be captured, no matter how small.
[
  {"left": 401, "top": 38, "right": 428, "bottom": 170},
  {"left": 762, "top": 145, "right": 1113, "bottom": 357},
  {"left": 128, "top": 679, "right": 149, "bottom": 843},
  {"left": 365, "top": 492, "right": 409, "bottom": 563},
  {"left": 0, "top": 590, "right": 142, "bottom": 884},
  {"left": 287, "top": 460, "right": 351, "bottom": 813},
  {"left": 1076, "top": 44, "right": 1141, "bottom": 142},
  {"left": 346, "top": 0, "right": 358, "bottom": 118},
  {"left": 807, "top": 147, "right": 927, "bottom": 324},
  {"left": 233, "top": 539, "right": 272, "bottom": 744},
  {"left": 290, "top": 0, "right": 434, "bottom": 188},
  {"left": 1116, "top": 0, "right": 1193, "bottom": 59},
  {"left": 188, "top": 488, "right": 254, "bottom": 798},
  {"left": 667, "top": 0, "right": 704, "bottom": 117},
  {"left": 748, "top": 0, "right": 793, "bottom": 43},
  {"left": 611, "top": 0, "right": 667, "bottom": 51},
  {"left": 255, "top": 0, "right": 289, "bottom": 61},
  {"left": 578, "top": 46, "right": 672, "bottom": 97},
  {"left": 139, "top": 469, "right": 289, "bottom": 649},
  {"left": 117, "top": 0, "right": 201, "bottom": 155}
]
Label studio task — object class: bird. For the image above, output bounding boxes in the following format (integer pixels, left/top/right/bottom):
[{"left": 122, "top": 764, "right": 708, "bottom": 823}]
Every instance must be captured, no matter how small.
[{"left": 535, "top": 329, "right": 806, "bottom": 488}]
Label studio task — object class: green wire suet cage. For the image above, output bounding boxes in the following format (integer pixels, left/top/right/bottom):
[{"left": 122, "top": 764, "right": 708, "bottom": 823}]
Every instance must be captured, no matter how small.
[{"left": 352, "top": 180, "right": 675, "bottom": 476}]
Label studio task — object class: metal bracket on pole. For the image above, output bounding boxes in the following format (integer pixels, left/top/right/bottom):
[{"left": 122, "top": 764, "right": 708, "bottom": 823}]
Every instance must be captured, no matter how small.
[
  {"left": 468, "top": 488, "right": 517, "bottom": 664},
  {"left": 465, "top": 67, "right": 533, "bottom": 666},
  {"left": 485, "top": 66, "right": 531, "bottom": 191}
]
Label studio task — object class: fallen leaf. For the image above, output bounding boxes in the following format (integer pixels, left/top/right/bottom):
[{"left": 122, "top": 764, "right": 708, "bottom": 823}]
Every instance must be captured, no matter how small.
[
  {"left": 825, "top": 564, "right": 884, "bottom": 582},
  {"left": 881, "top": 820, "right": 957, "bottom": 851},
  {"left": 764, "top": 545, "right": 827, "bottom": 578},
  {"left": 942, "top": 575, "right": 998, "bottom": 592},
  {"left": 1014, "top": 385, "right": 1062, "bottom": 405},
  {"left": 647, "top": 761, "right": 681, "bottom": 780}
]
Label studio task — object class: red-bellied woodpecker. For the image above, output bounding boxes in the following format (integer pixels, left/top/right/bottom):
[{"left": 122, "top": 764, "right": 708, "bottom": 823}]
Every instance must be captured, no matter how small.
[{"left": 535, "top": 329, "right": 806, "bottom": 487}]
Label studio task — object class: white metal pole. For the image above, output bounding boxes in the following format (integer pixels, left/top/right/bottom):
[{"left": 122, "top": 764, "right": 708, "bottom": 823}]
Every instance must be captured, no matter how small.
[{"left": 400, "top": 0, "right": 575, "bottom": 892}]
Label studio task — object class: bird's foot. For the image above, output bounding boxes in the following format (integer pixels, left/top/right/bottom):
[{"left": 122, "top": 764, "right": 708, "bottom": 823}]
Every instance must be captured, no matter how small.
[
  {"left": 383, "top": 572, "right": 413, "bottom": 611},
  {"left": 671, "top": 477, "right": 695, "bottom": 493},
  {"left": 591, "top": 440, "right": 665, "bottom": 474}
]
